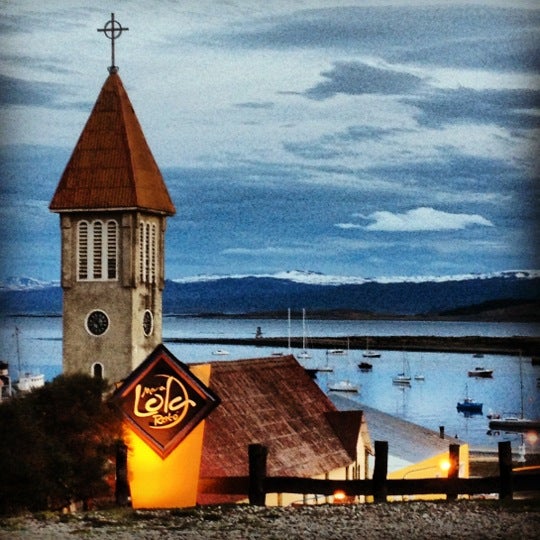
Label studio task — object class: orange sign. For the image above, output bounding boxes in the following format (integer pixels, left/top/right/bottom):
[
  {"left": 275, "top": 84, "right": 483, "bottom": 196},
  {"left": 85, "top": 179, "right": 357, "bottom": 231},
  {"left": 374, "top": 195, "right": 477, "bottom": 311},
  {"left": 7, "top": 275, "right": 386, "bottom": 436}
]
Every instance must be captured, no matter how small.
[{"left": 112, "top": 344, "right": 219, "bottom": 458}]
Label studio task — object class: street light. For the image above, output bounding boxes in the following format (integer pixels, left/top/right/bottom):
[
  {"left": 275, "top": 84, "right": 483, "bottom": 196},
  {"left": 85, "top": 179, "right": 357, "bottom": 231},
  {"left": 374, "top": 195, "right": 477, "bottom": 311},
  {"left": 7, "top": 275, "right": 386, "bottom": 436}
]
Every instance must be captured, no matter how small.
[{"left": 403, "top": 460, "right": 451, "bottom": 479}]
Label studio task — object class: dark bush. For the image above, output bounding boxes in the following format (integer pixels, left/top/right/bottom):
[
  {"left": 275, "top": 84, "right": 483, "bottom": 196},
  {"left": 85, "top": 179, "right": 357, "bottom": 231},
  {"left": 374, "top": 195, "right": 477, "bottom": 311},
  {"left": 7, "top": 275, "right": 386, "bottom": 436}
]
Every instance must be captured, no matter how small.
[{"left": 0, "top": 374, "right": 123, "bottom": 514}]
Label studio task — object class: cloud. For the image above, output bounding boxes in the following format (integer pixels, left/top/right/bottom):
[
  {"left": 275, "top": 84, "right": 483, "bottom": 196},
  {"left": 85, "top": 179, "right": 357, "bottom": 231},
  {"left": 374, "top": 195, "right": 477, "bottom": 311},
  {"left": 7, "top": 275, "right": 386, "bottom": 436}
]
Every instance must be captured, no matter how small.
[
  {"left": 335, "top": 223, "right": 362, "bottom": 230},
  {"left": 404, "top": 87, "right": 540, "bottom": 130},
  {"left": 356, "top": 207, "right": 495, "bottom": 232},
  {"left": 226, "top": 5, "right": 539, "bottom": 71},
  {"left": 304, "top": 61, "right": 426, "bottom": 100},
  {"left": 0, "top": 73, "right": 72, "bottom": 108},
  {"left": 234, "top": 101, "right": 275, "bottom": 109}
]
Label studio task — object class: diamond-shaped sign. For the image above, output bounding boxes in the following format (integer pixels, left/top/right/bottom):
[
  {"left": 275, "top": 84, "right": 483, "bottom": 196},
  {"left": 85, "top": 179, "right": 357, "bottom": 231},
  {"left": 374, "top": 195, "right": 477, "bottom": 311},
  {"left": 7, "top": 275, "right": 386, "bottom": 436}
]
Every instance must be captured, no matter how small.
[{"left": 112, "top": 344, "right": 220, "bottom": 458}]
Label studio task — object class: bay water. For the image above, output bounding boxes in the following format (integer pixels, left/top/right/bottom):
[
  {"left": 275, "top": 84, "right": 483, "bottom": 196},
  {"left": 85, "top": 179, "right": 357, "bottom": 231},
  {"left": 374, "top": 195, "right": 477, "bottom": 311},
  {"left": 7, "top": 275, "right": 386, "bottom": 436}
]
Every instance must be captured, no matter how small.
[{"left": 1, "top": 315, "right": 539, "bottom": 453}]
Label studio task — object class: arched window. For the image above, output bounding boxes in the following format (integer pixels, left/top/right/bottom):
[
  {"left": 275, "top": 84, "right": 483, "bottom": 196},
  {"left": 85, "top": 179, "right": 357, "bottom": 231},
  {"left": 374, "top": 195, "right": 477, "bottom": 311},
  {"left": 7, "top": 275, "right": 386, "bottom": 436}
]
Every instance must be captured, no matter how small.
[
  {"left": 92, "top": 362, "right": 104, "bottom": 379},
  {"left": 78, "top": 221, "right": 89, "bottom": 280},
  {"left": 150, "top": 224, "right": 157, "bottom": 283},
  {"left": 77, "top": 219, "right": 118, "bottom": 281},
  {"left": 139, "top": 220, "right": 157, "bottom": 284},
  {"left": 93, "top": 221, "right": 103, "bottom": 279},
  {"left": 107, "top": 220, "right": 118, "bottom": 279}
]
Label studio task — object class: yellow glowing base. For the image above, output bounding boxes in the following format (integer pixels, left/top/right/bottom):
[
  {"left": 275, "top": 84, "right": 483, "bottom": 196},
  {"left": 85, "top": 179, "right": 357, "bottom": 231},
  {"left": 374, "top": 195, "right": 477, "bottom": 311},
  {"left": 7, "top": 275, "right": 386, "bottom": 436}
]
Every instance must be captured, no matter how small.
[{"left": 125, "top": 364, "right": 211, "bottom": 508}]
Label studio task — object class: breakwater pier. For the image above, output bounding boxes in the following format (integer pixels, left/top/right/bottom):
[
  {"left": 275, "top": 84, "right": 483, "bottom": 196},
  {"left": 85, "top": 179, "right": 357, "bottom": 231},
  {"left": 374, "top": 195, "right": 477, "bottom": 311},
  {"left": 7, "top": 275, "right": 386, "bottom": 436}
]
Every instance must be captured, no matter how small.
[{"left": 165, "top": 335, "right": 540, "bottom": 357}]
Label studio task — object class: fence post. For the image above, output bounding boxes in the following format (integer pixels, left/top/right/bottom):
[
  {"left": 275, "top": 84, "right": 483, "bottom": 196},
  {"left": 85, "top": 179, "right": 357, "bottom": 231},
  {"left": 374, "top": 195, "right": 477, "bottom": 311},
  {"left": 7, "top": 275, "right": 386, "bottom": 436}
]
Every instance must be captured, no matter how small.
[
  {"left": 447, "top": 443, "right": 460, "bottom": 501},
  {"left": 115, "top": 440, "right": 131, "bottom": 506},
  {"left": 248, "top": 444, "right": 268, "bottom": 506},
  {"left": 373, "top": 440, "right": 388, "bottom": 503},
  {"left": 498, "top": 440, "right": 513, "bottom": 501}
]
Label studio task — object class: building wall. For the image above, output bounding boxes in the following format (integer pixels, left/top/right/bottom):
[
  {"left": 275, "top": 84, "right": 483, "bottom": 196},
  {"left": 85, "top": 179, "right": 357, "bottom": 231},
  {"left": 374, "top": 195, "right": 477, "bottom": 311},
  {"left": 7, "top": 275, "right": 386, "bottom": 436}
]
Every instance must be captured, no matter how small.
[{"left": 60, "top": 211, "right": 166, "bottom": 384}]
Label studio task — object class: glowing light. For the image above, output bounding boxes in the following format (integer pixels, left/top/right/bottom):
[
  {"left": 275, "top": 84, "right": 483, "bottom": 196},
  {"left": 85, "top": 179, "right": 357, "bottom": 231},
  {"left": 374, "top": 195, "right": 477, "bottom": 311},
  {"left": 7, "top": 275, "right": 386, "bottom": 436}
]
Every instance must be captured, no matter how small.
[
  {"left": 439, "top": 459, "right": 451, "bottom": 472},
  {"left": 333, "top": 490, "right": 347, "bottom": 503},
  {"left": 525, "top": 431, "right": 538, "bottom": 445}
]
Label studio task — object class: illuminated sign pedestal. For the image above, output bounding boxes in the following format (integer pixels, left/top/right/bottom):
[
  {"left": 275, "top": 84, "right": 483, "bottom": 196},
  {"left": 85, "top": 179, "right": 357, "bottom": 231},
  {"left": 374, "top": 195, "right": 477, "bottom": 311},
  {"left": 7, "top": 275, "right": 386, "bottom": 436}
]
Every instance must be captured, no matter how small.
[{"left": 112, "top": 345, "right": 219, "bottom": 508}]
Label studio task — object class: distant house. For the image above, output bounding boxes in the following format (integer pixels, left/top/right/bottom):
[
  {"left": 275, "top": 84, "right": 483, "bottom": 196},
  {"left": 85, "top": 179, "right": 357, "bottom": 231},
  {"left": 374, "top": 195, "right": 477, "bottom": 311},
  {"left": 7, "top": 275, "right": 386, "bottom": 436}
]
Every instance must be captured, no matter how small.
[{"left": 197, "top": 355, "right": 370, "bottom": 506}]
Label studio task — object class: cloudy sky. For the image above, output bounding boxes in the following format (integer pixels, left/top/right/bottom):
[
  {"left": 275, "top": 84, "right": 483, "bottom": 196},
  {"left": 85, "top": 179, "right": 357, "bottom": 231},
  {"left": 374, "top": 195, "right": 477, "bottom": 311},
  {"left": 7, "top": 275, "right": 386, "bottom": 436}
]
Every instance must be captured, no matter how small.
[{"left": 1, "top": 0, "right": 539, "bottom": 282}]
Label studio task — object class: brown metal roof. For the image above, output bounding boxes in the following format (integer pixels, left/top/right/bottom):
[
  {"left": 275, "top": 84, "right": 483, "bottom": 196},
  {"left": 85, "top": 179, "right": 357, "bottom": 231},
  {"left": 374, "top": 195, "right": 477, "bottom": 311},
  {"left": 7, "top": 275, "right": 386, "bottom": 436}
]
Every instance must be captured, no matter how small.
[
  {"left": 49, "top": 72, "right": 175, "bottom": 215},
  {"left": 198, "top": 355, "right": 360, "bottom": 503}
]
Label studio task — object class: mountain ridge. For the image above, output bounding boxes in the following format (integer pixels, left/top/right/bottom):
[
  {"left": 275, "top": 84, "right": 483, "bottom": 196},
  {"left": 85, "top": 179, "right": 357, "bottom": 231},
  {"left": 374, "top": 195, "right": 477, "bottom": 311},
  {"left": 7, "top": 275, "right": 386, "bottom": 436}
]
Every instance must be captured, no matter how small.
[{"left": 0, "top": 270, "right": 538, "bottom": 320}]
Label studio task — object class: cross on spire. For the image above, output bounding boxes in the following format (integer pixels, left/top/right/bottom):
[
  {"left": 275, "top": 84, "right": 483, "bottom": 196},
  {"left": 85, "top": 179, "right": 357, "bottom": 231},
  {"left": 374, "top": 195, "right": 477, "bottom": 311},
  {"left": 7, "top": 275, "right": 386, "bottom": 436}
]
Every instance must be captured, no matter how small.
[{"left": 97, "top": 13, "right": 129, "bottom": 74}]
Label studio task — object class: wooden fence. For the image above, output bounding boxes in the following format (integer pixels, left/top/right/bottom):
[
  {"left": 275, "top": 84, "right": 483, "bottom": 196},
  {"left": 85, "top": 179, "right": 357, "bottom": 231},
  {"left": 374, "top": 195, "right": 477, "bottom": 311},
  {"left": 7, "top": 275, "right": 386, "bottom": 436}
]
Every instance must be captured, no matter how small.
[{"left": 199, "top": 441, "right": 540, "bottom": 506}]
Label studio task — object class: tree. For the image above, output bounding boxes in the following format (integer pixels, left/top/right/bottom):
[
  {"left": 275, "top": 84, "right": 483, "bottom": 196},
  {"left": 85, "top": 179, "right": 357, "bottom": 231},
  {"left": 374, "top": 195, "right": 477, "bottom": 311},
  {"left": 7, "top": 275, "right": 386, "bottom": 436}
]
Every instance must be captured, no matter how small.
[{"left": 0, "top": 374, "right": 123, "bottom": 514}]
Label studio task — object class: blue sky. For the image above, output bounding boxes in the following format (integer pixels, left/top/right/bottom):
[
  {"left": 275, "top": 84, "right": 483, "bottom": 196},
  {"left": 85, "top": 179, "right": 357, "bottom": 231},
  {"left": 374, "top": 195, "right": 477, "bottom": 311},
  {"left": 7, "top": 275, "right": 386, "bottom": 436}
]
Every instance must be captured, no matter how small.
[{"left": 0, "top": 1, "right": 539, "bottom": 282}]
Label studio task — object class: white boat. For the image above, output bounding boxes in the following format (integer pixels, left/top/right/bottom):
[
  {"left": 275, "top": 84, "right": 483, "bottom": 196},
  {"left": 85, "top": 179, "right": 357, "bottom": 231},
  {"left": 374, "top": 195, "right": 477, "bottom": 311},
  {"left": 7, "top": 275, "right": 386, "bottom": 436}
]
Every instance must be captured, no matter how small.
[
  {"left": 14, "top": 327, "right": 45, "bottom": 393},
  {"left": 212, "top": 349, "right": 230, "bottom": 356},
  {"left": 488, "top": 355, "right": 539, "bottom": 432},
  {"left": 328, "top": 380, "right": 359, "bottom": 393},
  {"left": 468, "top": 366, "right": 493, "bottom": 378},
  {"left": 17, "top": 372, "right": 45, "bottom": 392},
  {"left": 392, "top": 351, "right": 411, "bottom": 385},
  {"left": 327, "top": 348, "right": 347, "bottom": 355},
  {"left": 362, "top": 338, "right": 381, "bottom": 358},
  {"left": 488, "top": 417, "right": 540, "bottom": 432},
  {"left": 392, "top": 373, "right": 411, "bottom": 385},
  {"left": 413, "top": 354, "right": 425, "bottom": 381}
]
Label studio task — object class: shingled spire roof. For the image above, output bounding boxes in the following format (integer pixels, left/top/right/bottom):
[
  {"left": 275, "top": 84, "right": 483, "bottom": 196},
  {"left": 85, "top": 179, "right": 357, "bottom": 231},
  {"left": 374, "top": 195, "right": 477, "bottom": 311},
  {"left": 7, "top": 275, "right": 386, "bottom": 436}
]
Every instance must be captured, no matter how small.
[{"left": 49, "top": 72, "right": 175, "bottom": 215}]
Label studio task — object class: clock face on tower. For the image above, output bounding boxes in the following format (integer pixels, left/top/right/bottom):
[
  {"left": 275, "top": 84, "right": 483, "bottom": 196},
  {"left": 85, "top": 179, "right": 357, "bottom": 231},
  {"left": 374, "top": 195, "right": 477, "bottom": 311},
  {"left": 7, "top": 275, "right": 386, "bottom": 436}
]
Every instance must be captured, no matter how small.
[
  {"left": 143, "top": 310, "right": 153, "bottom": 336},
  {"left": 86, "top": 310, "right": 109, "bottom": 336}
]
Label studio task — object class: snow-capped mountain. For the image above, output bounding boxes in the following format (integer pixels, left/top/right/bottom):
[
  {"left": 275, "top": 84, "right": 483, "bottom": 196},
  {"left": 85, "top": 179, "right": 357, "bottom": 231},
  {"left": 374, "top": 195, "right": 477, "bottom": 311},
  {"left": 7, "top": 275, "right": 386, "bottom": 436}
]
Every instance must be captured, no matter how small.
[
  {"left": 0, "top": 270, "right": 538, "bottom": 317},
  {"left": 171, "top": 269, "right": 540, "bottom": 286},
  {"left": 0, "top": 276, "right": 59, "bottom": 291}
]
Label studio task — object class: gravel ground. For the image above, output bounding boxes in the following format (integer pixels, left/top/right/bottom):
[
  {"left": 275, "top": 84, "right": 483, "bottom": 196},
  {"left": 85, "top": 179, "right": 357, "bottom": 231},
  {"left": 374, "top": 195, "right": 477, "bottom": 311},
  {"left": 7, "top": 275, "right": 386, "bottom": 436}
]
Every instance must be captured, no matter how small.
[{"left": 1, "top": 501, "right": 540, "bottom": 540}]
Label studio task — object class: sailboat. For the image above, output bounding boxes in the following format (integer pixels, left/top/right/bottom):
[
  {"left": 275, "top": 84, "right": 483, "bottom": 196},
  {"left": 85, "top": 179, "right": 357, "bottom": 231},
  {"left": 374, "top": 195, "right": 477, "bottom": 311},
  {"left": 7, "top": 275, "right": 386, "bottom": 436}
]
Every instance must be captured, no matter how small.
[
  {"left": 362, "top": 338, "right": 381, "bottom": 359},
  {"left": 413, "top": 354, "right": 425, "bottom": 381},
  {"left": 392, "top": 350, "right": 411, "bottom": 385},
  {"left": 297, "top": 308, "right": 312, "bottom": 360},
  {"left": 329, "top": 347, "right": 360, "bottom": 393},
  {"left": 488, "top": 354, "right": 540, "bottom": 431},
  {"left": 14, "top": 327, "right": 45, "bottom": 392}
]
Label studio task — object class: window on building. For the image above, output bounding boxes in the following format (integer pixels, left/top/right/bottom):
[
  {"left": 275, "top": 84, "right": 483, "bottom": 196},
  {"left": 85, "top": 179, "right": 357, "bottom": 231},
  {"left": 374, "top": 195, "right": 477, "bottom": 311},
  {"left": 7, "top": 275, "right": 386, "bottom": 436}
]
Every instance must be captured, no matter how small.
[
  {"left": 92, "top": 362, "right": 104, "bottom": 379},
  {"left": 77, "top": 220, "right": 118, "bottom": 281},
  {"left": 139, "top": 220, "right": 157, "bottom": 284}
]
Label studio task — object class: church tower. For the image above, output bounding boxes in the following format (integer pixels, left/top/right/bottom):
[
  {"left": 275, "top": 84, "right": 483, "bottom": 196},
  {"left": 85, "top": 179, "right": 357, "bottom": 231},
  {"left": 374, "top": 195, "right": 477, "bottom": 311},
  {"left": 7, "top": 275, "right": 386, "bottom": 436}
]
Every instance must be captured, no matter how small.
[{"left": 49, "top": 17, "right": 175, "bottom": 384}]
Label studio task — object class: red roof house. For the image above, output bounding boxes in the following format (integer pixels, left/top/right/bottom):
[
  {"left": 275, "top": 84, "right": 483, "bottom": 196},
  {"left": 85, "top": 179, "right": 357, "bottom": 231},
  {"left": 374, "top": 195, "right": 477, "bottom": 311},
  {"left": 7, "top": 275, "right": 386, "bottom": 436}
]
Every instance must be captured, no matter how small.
[{"left": 197, "top": 355, "right": 370, "bottom": 505}]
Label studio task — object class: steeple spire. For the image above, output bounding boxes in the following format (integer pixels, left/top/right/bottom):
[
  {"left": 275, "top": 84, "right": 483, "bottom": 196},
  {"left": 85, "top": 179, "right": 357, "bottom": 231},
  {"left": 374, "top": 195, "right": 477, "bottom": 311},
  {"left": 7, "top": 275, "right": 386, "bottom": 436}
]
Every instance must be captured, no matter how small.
[{"left": 97, "top": 13, "right": 129, "bottom": 74}]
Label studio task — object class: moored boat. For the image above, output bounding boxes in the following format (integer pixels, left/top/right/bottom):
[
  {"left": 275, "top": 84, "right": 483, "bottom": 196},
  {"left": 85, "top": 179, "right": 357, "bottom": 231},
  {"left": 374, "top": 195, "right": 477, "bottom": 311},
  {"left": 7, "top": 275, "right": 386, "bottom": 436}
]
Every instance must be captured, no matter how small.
[
  {"left": 392, "top": 373, "right": 411, "bottom": 385},
  {"left": 362, "top": 338, "right": 381, "bottom": 358},
  {"left": 457, "top": 397, "right": 483, "bottom": 414},
  {"left": 468, "top": 367, "right": 493, "bottom": 378},
  {"left": 488, "top": 417, "right": 540, "bottom": 432},
  {"left": 327, "top": 348, "right": 347, "bottom": 355},
  {"left": 488, "top": 355, "right": 539, "bottom": 432},
  {"left": 457, "top": 384, "right": 482, "bottom": 414},
  {"left": 392, "top": 351, "right": 411, "bottom": 385},
  {"left": 358, "top": 361, "right": 373, "bottom": 371},
  {"left": 328, "top": 380, "right": 359, "bottom": 393}
]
